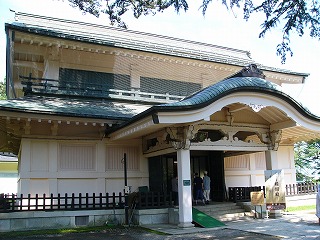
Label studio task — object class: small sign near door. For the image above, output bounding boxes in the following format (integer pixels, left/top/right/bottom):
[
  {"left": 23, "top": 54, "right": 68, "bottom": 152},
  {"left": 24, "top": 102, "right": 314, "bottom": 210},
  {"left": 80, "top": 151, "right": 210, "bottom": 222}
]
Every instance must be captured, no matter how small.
[
  {"left": 183, "top": 180, "right": 191, "bottom": 186},
  {"left": 250, "top": 191, "right": 264, "bottom": 205}
]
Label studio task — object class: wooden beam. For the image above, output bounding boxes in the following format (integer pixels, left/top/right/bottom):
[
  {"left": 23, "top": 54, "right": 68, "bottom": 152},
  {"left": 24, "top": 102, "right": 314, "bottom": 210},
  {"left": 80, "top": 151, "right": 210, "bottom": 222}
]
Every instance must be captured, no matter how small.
[
  {"left": 270, "top": 120, "right": 296, "bottom": 131},
  {"left": 13, "top": 60, "right": 44, "bottom": 71},
  {"left": 14, "top": 42, "right": 46, "bottom": 55}
]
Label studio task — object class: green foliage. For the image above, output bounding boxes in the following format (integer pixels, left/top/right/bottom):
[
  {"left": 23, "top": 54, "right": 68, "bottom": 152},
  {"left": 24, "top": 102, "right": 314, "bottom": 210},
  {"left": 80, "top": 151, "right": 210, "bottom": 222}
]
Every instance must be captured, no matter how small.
[
  {"left": 294, "top": 140, "right": 320, "bottom": 181},
  {"left": 68, "top": 0, "right": 320, "bottom": 63},
  {"left": 0, "top": 80, "right": 6, "bottom": 100},
  {"left": 285, "top": 204, "right": 315, "bottom": 212}
]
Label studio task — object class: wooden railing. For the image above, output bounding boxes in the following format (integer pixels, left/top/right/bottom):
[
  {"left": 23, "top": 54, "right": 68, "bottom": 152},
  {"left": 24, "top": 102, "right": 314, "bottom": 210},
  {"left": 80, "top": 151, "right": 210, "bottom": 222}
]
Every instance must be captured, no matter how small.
[
  {"left": 20, "top": 75, "right": 184, "bottom": 103},
  {"left": 0, "top": 191, "right": 173, "bottom": 213},
  {"left": 228, "top": 182, "right": 319, "bottom": 203}
]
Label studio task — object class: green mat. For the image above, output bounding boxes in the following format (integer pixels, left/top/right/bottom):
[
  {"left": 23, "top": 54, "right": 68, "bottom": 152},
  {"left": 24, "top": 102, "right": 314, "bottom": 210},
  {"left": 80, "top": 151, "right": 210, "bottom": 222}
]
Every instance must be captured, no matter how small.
[{"left": 192, "top": 207, "right": 226, "bottom": 228}]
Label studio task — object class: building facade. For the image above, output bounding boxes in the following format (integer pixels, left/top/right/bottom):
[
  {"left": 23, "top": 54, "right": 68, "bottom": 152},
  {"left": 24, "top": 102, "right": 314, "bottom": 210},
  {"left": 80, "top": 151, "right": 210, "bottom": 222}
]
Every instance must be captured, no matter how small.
[{"left": 2, "top": 12, "right": 320, "bottom": 227}]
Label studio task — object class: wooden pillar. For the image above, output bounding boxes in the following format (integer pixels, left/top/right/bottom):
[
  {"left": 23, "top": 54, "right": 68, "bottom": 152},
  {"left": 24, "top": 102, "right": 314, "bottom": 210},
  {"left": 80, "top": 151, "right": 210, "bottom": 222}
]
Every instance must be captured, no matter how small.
[
  {"left": 177, "top": 148, "right": 194, "bottom": 228},
  {"left": 265, "top": 150, "right": 278, "bottom": 170}
]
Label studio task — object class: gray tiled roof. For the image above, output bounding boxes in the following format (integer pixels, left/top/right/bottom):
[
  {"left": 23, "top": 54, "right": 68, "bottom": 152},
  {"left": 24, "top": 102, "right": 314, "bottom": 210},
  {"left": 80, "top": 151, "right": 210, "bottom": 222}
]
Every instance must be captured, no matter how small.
[
  {"left": 1, "top": 77, "right": 318, "bottom": 130},
  {"left": 0, "top": 96, "right": 150, "bottom": 120},
  {"left": 159, "top": 77, "right": 315, "bottom": 118},
  {"left": 6, "top": 12, "right": 309, "bottom": 76},
  {"left": 5, "top": 12, "right": 307, "bottom": 76},
  {"left": 161, "top": 77, "right": 283, "bottom": 108},
  {"left": 112, "top": 76, "right": 318, "bottom": 130},
  {"left": 7, "top": 12, "right": 253, "bottom": 67}
]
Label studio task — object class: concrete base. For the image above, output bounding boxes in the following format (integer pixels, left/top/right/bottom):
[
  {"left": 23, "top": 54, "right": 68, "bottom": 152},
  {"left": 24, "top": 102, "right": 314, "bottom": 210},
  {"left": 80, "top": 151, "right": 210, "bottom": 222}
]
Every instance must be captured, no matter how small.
[
  {"left": 0, "top": 209, "right": 125, "bottom": 232},
  {"left": 0, "top": 208, "right": 175, "bottom": 232},
  {"left": 168, "top": 208, "right": 179, "bottom": 224},
  {"left": 268, "top": 210, "right": 282, "bottom": 218},
  {"left": 178, "top": 222, "right": 195, "bottom": 228},
  {"left": 131, "top": 208, "right": 169, "bottom": 225}
]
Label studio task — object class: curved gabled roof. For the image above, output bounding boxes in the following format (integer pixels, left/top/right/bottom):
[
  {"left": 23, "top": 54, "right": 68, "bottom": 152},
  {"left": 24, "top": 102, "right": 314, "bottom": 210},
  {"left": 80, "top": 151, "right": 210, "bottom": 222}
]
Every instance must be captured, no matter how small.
[
  {"left": 153, "top": 76, "right": 318, "bottom": 118},
  {"left": 162, "top": 77, "right": 282, "bottom": 108},
  {"left": 107, "top": 76, "right": 319, "bottom": 136}
]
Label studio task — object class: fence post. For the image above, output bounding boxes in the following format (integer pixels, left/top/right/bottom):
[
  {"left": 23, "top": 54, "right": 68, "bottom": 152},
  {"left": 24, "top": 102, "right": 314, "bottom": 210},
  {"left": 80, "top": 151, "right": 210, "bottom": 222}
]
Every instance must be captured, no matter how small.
[
  {"left": 65, "top": 193, "right": 68, "bottom": 209},
  {"left": 35, "top": 194, "right": 38, "bottom": 210},
  {"left": 106, "top": 193, "right": 110, "bottom": 209},
  {"left": 86, "top": 193, "right": 89, "bottom": 209},
  {"left": 42, "top": 194, "right": 46, "bottom": 210},
  {"left": 11, "top": 193, "right": 15, "bottom": 211},
  {"left": 27, "top": 194, "right": 31, "bottom": 211},
  {"left": 19, "top": 194, "right": 23, "bottom": 211},
  {"left": 93, "top": 193, "right": 96, "bottom": 209},
  {"left": 100, "top": 193, "right": 103, "bottom": 209},
  {"left": 233, "top": 188, "right": 237, "bottom": 203},
  {"left": 71, "top": 193, "right": 75, "bottom": 210},
  {"left": 79, "top": 193, "right": 82, "bottom": 209},
  {"left": 57, "top": 193, "right": 61, "bottom": 210},
  {"left": 50, "top": 194, "right": 54, "bottom": 210}
]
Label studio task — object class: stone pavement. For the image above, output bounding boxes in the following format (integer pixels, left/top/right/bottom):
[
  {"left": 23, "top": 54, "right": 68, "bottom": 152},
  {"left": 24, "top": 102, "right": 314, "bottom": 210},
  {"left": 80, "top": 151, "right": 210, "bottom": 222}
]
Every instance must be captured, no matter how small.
[
  {"left": 144, "top": 210, "right": 320, "bottom": 239},
  {"left": 0, "top": 211, "right": 319, "bottom": 239},
  {"left": 225, "top": 211, "right": 320, "bottom": 239}
]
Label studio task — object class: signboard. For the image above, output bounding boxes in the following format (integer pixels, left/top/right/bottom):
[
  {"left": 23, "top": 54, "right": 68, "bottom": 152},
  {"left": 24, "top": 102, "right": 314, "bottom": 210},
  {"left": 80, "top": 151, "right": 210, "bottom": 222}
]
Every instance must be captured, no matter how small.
[
  {"left": 264, "top": 170, "right": 286, "bottom": 210},
  {"left": 183, "top": 180, "right": 191, "bottom": 186},
  {"left": 250, "top": 191, "right": 264, "bottom": 205}
]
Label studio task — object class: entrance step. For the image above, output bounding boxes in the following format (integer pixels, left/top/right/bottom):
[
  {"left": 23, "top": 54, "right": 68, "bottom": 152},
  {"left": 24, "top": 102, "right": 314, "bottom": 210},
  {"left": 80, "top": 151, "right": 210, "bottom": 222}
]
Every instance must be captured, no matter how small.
[
  {"left": 192, "top": 207, "right": 225, "bottom": 228},
  {"left": 192, "top": 202, "right": 254, "bottom": 222}
]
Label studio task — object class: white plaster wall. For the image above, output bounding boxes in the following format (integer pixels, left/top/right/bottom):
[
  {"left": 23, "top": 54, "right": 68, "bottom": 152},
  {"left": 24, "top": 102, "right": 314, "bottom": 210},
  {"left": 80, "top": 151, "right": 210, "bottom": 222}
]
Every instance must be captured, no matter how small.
[
  {"left": 58, "top": 179, "right": 97, "bottom": 195},
  {"left": 277, "top": 146, "right": 294, "bottom": 169},
  {"left": 18, "top": 137, "right": 296, "bottom": 197},
  {"left": 277, "top": 146, "right": 296, "bottom": 185},
  {"left": 225, "top": 147, "right": 297, "bottom": 189},
  {"left": 225, "top": 175, "right": 251, "bottom": 188},
  {"left": 29, "top": 179, "right": 50, "bottom": 195},
  {"left": 30, "top": 141, "right": 49, "bottom": 172},
  {"left": 18, "top": 138, "right": 149, "bottom": 196}
]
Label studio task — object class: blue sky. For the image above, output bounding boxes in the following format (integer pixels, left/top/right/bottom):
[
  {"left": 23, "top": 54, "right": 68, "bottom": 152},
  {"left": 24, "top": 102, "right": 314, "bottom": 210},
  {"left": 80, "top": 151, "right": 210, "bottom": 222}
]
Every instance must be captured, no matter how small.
[{"left": 1, "top": 0, "right": 319, "bottom": 115}]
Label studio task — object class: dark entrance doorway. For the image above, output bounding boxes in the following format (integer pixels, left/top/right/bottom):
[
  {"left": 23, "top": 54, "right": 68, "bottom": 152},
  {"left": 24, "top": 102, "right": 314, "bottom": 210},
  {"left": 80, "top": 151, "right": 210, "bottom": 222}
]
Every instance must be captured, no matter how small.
[
  {"left": 190, "top": 151, "right": 225, "bottom": 202},
  {"left": 148, "top": 155, "right": 176, "bottom": 193},
  {"left": 148, "top": 150, "right": 226, "bottom": 202}
]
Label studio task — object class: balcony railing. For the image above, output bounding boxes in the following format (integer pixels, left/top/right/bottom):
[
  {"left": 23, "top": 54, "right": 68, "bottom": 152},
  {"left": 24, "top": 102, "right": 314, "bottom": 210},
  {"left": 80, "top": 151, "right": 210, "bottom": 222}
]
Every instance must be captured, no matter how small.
[{"left": 20, "top": 75, "right": 184, "bottom": 104}]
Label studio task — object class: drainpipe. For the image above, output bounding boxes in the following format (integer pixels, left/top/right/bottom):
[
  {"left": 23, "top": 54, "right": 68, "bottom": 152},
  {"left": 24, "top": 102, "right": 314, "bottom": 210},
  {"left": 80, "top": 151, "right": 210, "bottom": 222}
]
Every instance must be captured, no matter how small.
[
  {"left": 124, "top": 153, "right": 129, "bottom": 225},
  {"left": 5, "top": 27, "right": 16, "bottom": 98}
]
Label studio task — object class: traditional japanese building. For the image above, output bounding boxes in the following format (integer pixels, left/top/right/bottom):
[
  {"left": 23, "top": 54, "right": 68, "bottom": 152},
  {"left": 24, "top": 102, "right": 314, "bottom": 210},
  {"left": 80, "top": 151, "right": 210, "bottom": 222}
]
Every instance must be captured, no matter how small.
[{"left": 2, "top": 12, "right": 320, "bottom": 227}]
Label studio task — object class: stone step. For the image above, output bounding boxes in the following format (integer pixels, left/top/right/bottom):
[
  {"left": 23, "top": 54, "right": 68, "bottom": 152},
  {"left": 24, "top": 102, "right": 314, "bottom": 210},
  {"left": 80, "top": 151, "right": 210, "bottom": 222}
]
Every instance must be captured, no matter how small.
[
  {"left": 193, "top": 202, "right": 254, "bottom": 222},
  {"left": 193, "top": 204, "right": 243, "bottom": 213},
  {"left": 216, "top": 212, "right": 253, "bottom": 222},
  {"left": 201, "top": 208, "right": 246, "bottom": 216}
]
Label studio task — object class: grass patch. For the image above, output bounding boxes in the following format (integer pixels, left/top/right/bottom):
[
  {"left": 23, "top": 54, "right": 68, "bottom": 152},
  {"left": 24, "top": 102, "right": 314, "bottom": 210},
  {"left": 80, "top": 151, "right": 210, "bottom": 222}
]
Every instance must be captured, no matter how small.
[
  {"left": 286, "top": 205, "right": 316, "bottom": 212},
  {"left": 0, "top": 225, "right": 124, "bottom": 238},
  {"left": 0, "top": 225, "right": 168, "bottom": 238}
]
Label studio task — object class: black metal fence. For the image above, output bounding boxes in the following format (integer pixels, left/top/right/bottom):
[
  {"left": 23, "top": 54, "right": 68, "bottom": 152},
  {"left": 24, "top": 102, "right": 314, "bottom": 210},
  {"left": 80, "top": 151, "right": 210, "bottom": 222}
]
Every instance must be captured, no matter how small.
[
  {"left": 285, "top": 182, "right": 318, "bottom": 196},
  {"left": 228, "top": 182, "right": 319, "bottom": 203},
  {"left": 0, "top": 191, "right": 173, "bottom": 213},
  {"left": 228, "top": 186, "right": 265, "bottom": 203},
  {"left": 1, "top": 182, "right": 317, "bottom": 211}
]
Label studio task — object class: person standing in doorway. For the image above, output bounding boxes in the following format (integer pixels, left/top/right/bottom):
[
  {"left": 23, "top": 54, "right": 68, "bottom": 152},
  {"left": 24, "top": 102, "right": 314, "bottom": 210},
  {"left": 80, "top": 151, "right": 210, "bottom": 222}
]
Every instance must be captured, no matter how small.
[
  {"left": 194, "top": 173, "right": 205, "bottom": 205},
  {"left": 171, "top": 175, "right": 178, "bottom": 206},
  {"left": 203, "top": 171, "right": 211, "bottom": 204}
]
